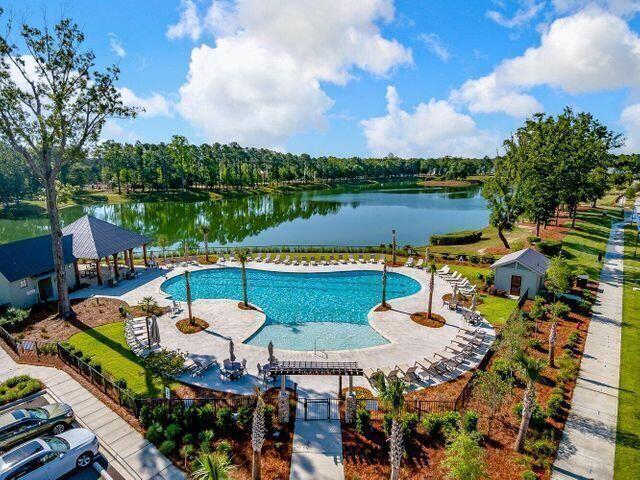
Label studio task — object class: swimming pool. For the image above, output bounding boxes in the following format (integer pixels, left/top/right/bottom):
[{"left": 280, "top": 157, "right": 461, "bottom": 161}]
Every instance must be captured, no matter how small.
[{"left": 160, "top": 268, "right": 422, "bottom": 351}]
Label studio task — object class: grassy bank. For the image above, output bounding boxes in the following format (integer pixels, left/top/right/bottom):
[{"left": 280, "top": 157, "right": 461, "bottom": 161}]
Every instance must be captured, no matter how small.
[{"left": 614, "top": 224, "right": 640, "bottom": 479}]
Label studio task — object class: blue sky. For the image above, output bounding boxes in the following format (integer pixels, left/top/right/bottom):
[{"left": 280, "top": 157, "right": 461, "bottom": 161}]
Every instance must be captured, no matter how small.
[{"left": 5, "top": 0, "right": 640, "bottom": 157}]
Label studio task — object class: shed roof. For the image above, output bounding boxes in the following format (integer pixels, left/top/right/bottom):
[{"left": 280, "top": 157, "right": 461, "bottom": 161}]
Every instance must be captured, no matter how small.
[
  {"left": 0, "top": 235, "right": 75, "bottom": 282},
  {"left": 490, "top": 248, "right": 550, "bottom": 276},
  {"left": 62, "top": 215, "right": 151, "bottom": 260}
]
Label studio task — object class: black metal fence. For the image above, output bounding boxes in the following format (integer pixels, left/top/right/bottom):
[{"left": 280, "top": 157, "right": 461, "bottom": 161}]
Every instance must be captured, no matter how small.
[{"left": 0, "top": 325, "right": 19, "bottom": 355}]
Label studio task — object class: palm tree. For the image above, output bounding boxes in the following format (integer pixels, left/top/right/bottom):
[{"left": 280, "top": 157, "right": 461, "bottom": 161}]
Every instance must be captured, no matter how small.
[
  {"left": 371, "top": 375, "right": 406, "bottom": 480},
  {"left": 381, "top": 263, "right": 388, "bottom": 308},
  {"left": 191, "top": 452, "right": 235, "bottom": 480},
  {"left": 513, "top": 353, "right": 546, "bottom": 452},
  {"left": 548, "top": 302, "right": 569, "bottom": 368},
  {"left": 157, "top": 235, "right": 169, "bottom": 262},
  {"left": 184, "top": 270, "right": 194, "bottom": 325},
  {"left": 427, "top": 261, "right": 436, "bottom": 319},
  {"left": 251, "top": 392, "right": 266, "bottom": 480},
  {"left": 140, "top": 296, "right": 158, "bottom": 315},
  {"left": 236, "top": 248, "right": 249, "bottom": 307},
  {"left": 199, "top": 224, "right": 211, "bottom": 262}
]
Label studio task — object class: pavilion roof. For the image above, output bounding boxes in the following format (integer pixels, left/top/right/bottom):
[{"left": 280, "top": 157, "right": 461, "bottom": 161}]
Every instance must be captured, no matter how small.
[{"left": 62, "top": 215, "right": 151, "bottom": 260}]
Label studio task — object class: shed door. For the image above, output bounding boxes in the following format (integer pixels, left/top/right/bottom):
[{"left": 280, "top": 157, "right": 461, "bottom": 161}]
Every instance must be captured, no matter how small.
[{"left": 510, "top": 275, "right": 522, "bottom": 296}]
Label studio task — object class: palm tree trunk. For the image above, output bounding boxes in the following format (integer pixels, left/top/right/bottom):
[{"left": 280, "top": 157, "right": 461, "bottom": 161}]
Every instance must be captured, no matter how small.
[
  {"left": 389, "top": 419, "right": 403, "bottom": 480},
  {"left": 514, "top": 381, "right": 535, "bottom": 452},
  {"left": 242, "top": 263, "right": 248, "bottom": 307},
  {"left": 252, "top": 451, "right": 261, "bottom": 480},
  {"left": 427, "top": 272, "right": 434, "bottom": 318},
  {"left": 44, "top": 175, "right": 74, "bottom": 319},
  {"left": 204, "top": 235, "right": 209, "bottom": 262},
  {"left": 497, "top": 227, "right": 510, "bottom": 249}
]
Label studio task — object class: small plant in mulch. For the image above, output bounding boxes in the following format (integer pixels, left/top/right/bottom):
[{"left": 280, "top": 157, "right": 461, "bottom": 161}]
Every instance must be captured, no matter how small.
[
  {"left": 237, "top": 302, "right": 258, "bottom": 311},
  {"left": 410, "top": 312, "right": 446, "bottom": 328},
  {"left": 176, "top": 317, "right": 209, "bottom": 334},
  {"left": 374, "top": 304, "right": 391, "bottom": 312}
]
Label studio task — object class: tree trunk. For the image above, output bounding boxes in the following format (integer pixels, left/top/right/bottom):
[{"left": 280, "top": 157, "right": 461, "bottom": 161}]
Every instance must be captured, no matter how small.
[
  {"left": 497, "top": 227, "right": 510, "bottom": 249},
  {"left": 252, "top": 450, "right": 261, "bottom": 480},
  {"left": 549, "top": 322, "right": 557, "bottom": 368},
  {"left": 514, "top": 382, "right": 535, "bottom": 452},
  {"left": 204, "top": 235, "right": 209, "bottom": 262},
  {"left": 536, "top": 221, "right": 540, "bottom": 237},
  {"left": 389, "top": 419, "right": 403, "bottom": 480},
  {"left": 44, "top": 175, "right": 74, "bottom": 319},
  {"left": 242, "top": 263, "right": 248, "bottom": 307},
  {"left": 427, "top": 272, "right": 434, "bottom": 319}
]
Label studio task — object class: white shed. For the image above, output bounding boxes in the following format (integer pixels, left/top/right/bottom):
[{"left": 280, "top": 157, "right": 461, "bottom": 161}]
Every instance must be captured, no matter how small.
[{"left": 490, "top": 248, "right": 550, "bottom": 299}]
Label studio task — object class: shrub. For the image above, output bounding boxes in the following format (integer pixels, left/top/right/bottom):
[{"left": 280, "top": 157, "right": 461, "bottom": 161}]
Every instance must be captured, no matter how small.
[
  {"left": 422, "top": 413, "right": 442, "bottom": 438},
  {"left": 468, "top": 255, "right": 480, "bottom": 264},
  {"left": 521, "top": 470, "right": 537, "bottom": 480},
  {"left": 164, "top": 423, "right": 182, "bottom": 442},
  {"left": 461, "top": 410, "right": 479, "bottom": 433},
  {"left": 490, "top": 358, "right": 513, "bottom": 381},
  {"left": 183, "top": 433, "right": 195, "bottom": 446},
  {"left": 216, "top": 440, "right": 233, "bottom": 456},
  {"left": 430, "top": 230, "right": 482, "bottom": 246},
  {"left": 139, "top": 405, "right": 153, "bottom": 428},
  {"left": 537, "top": 240, "right": 562, "bottom": 256},
  {"left": 88, "top": 360, "right": 102, "bottom": 373},
  {"left": 151, "top": 405, "right": 169, "bottom": 425},
  {"left": 530, "top": 437, "right": 556, "bottom": 458},
  {"left": 356, "top": 409, "right": 371, "bottom": 435},
  {"left": 183, "top": 406, "right": 200, "bottom": 432},
  {"left": 527, "top": 236, "right": 541, "bottom": 244},
  {"left": 0, "top": 375, "right": 42, "bottom": 405},
  {"left": 529, "top": 338, "right": 543, "bottom": 350},
  {"left": 38, "top": 343, "right": 58, "bottom": 355},
  {"left": 215, "top": 407, "right": 233, "bottom": 431},
  {"left": 401, "top": 412, "right": 419, "bottom": 437},
  {"left": 556, "top": 354, "right": 580, "bottom": 383},
  {"left": 145, "top": 422, "right": 164, "bottom": 445},
  {"left": 236, "top": 405, "right": 253, "bottom": 429},
  {"left": 158, "top": 440, "right": 176, "bottom": 456},
  {"left": 422, "top": 411, "right": 461, "bottom": 439},
  {"left": 263, "top": 405, "right": 275, "bottom": 433},
  {"left": 514, "top": 402, "right": 546, "bottom": 430},
  {"left": 198, "top": 430, "right": 215, "bottom": 453},
  {"left": 198, "top": 404, "right": 215, "bottom": 426},
  {"left": 114, "top": 378, "right": 128, "bottom": 389},
  {"left": 567, "top": 331, "right": 580, "bottom": 349},
  {"left": 546, "top": 394, "right": 564, "bottom": 418}
]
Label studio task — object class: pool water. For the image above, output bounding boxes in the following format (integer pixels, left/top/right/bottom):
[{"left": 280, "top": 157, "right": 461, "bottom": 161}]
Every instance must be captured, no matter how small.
[{"left": 161, "top": 268, "right": 421, "bottom": 351}]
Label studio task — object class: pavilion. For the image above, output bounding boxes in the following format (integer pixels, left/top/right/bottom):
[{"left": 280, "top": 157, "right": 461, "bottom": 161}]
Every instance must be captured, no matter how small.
[{"left": 62, "top": 215, "right": 152, "bottom": 285}]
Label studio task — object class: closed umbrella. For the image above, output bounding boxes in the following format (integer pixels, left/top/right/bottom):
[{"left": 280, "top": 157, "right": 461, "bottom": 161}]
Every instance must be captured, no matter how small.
[
  {"left": 453, "top": 284, "right": 458, "bottom": 302},
  {"left": 268, "top": 341, "right": 275, "bottom": 364},
  {"left": 471, "top": 294, "right": 477, "bottom": 312},
  {"left": 229, "top": 339, "right": 236, "bottom": 363},
  {"left": 150, "top": 315, "right": 160, "bottom": 345}
]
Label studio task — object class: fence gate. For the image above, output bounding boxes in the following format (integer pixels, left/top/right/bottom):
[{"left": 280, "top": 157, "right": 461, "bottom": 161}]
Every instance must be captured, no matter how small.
[{"left": 300, "top": 398, "right": 341, "bottom": 421}]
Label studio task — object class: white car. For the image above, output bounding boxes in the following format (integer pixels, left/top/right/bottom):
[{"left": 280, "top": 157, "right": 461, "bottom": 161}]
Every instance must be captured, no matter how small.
[{"left": 0, "top": 428, "right": 98, "bottom": 480}]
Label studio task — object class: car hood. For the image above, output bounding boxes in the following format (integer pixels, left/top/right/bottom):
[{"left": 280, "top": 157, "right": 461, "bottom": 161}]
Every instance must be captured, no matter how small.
[
  {"left": 57, "top": 428, "right": 95, "bottom": 448},
  {"left": 41, "top": 403, "right": 72, "bottom": 419}
]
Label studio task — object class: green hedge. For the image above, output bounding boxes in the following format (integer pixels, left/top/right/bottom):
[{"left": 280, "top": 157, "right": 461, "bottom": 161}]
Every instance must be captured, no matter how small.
[
  {"left": 430, "top": 230, "right": 482, "bottom": 246},
  {"left": 0, "top": 375, "right": 42, "bottom": 405}
]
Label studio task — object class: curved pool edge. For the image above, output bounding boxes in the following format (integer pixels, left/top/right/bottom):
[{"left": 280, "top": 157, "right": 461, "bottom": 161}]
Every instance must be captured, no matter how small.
[{"left": 158, "top": 263, "right": 427, "bottom": 353}]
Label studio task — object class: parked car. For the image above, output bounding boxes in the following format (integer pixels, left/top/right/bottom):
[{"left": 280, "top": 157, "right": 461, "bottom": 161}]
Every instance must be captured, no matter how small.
[
  {"left": 0, "top": 404, "right": 74, "bottom": 451},
  {"left": 0, "top": 428, "right": 98, "bottom": 479}
]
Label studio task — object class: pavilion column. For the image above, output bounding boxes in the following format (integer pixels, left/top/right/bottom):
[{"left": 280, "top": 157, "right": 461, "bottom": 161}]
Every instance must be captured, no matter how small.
[
  {"left": 142, "top": 244, "right": 149, "bottom": 266},
  {"left": 123, "top": 249, "right": 129, "bottom": 267},
  {"left": 96, "top": 259, "right": 103, "bottom": 285},
  {"left": 73, "top": 260, "right": 81, "bottom": 288},
  {"left": 338, "top": 375, "right": 343, "bottom": 398},
  {"left": 128, "top": 248, "right": 135, "bottom": 272},
  {"left": 112, "top": 253, "right": 120, "bottom": 279}
]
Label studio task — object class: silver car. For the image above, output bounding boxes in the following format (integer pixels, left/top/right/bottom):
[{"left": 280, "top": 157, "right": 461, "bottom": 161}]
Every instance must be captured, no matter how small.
[{"left": 0, "top": 428, "right": 98, "bottom": 480}]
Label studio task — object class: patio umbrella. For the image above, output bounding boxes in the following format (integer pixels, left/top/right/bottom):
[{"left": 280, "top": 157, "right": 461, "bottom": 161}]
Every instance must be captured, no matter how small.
[
  {"left": 471, "top": 294, "right": 477, "bottom": 312},
  {"left": 229, "top": 339, "right": 236, "bottom": 363},
  {"left": 150, "top": 315, "right": 160, "bottom": 345},
  {"left": 453, "top": 284, "right": 458, "bottom": 301},
  {"left": 268, "top": 341, "right": 275, "bottom": 363}
]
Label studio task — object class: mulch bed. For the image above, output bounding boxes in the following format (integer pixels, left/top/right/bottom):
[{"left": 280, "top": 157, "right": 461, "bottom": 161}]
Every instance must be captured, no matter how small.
[
  {"left": 238, "top": 302, "right": 258, "bottom": 311},
  {"left": 409, "top": 312, "right": 446, "bottom": 328},
  {"left": 374, "top": 304, "right": 391, "bottom": 312},
  {"left": 175, "top": 317, "right": 209, "bottom": 334}
]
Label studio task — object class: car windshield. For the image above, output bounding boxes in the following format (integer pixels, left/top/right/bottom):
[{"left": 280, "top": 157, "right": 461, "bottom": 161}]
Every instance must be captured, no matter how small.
[
  {"left": 0, "top": 442, "right": 43, "bottom": 469},
  {"left": 27, "top": 408, "right": 48, "bottom": 420},
  {"left": 9, "top": 410, "right": 26, "bottom": 421},
  {"left": 43, "top": 437, "right": 69, "bottom": 453}
]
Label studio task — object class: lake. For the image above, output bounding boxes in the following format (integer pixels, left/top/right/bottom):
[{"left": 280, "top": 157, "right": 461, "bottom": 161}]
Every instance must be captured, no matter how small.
[{"left": 0, "top": 182, "right": 489, "bottom": 247}]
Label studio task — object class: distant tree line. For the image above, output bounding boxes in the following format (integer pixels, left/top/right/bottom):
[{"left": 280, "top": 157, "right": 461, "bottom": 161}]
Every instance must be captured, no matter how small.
[
  {"left": 484, "top": 107, "right": 626, "bottom": 248},
  {"left": 0, "top": 136, "right": 497, "bottom": 203}
]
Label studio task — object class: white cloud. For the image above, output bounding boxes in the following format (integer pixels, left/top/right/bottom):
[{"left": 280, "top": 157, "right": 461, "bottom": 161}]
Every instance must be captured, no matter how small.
[
  {"left": 108, "top": 33, "right": 126, "bottom": 58},
  {"left": 452, "top": 7, "right": 640, "bottom": 116},
  {"left": 486, "top": 1, "right": 546, "bottom": 28},
  {"left": 552, "top": 0, "right": 640, "bottom": 17},
  {"left": 167, "top": 0, "right": 203, "bottom": 41},
  {"left": 101, "top": 120, "right": 141, "bottom": 143},
  {"left": 361, "top": 86, "right": 498, "bottom": 158},
  {"left": 118, "top": 87, "right": 172, "bottom": 118},
  {"left": 418, "top": 33, "right": 451, "bottom": 62},
  {"left": 620, "top": 103, "right": 640, "bottom": 152},
  {"left": 176, "top": 0, "right": 412, "bottom": 147}
]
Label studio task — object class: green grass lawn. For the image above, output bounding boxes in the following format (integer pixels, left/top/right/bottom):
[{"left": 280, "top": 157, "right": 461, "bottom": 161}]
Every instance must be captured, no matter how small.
[
  {"left": 67, "top": 322, "right": 165, "bottom": 397},
  {"left": 614, "top": 225, "right": 640, "bottom": 479}
]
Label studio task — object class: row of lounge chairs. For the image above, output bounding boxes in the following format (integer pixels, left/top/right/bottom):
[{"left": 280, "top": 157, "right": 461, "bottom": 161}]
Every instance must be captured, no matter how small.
[
  {"left": 124, "top": 314, "right": 159, "bottom": 358},
  {"left": 364, "top": 328, "right": 486, "bottom": 386},
  {"left": 437, "top": 265, "right": 477, "bottom": 296},
  {"left": 183, "top": 357, "right": 217, "bottom": 377},
  {"left": 217, "top": 253, "right": 387, "bottom": 266}
]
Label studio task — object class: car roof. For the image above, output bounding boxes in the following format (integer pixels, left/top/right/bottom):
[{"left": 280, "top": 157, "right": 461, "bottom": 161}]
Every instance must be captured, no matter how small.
[{"left": 0, "top": 439, "right": 49, "bottom": 472}]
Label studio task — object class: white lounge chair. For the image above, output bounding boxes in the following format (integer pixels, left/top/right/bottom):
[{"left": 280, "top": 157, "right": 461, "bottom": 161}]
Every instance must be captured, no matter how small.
[
  {"left": 358, "top": 254, "right": 366, "bottom": 264},
  {"left": 369, "top": 255, "right": 377, "bottom": 264},
  {"left": 338, "top": 254, "right": 348, "bottom": 264},
  {"left": 302, "top": 256, "right": 309, "bottom": 266},
  {"left": 264, "top": 253, "right": 272, "bottom": 263},
  {"left": 254, "top": 253, "right": 263, "bottom": 262},
  {"left": 282, "top": 255, "right": 291, "bottom": 265},
  {"left": 310, "top": 256, "right": 317, "bottom": 266},
  {"left": 415, "top": 258, "right": 424, "bottom": 269},
  {"left": 321, "top": 257, "right": 330, "bottom": 266},
  {"left": 378, "top": 254, "right": 385, "bottom": 265},
  {"left": 404, "top": 257, "right": 414, "bottom": 267},
  {"left": 348, "top": 254, "right": 356, "bottom": 264},
  {"left": 273, "top": 254, "right": 281, "bottom": 264},
  {"left": 437, "top": 265, "right": 450, "bottom": 276},
  {"left": 397, "top": 364, "right": 421, "bottom": 383},
  {"left": 293, "top": 256, "right": 300, "bottom": 266}
]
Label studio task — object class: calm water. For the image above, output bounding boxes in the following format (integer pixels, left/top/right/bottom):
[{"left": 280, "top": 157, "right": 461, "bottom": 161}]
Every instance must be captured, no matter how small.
[
  {"left": 161, "top": 268, "right": 421, "bottom": 350},
  {"left": 0, "top": 182, "right": 488, "bottom": 247}
]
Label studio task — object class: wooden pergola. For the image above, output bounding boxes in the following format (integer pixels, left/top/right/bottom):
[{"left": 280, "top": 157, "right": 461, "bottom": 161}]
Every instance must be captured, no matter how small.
[
  {"left": 268, "top": 360, "right": 363, "bottom": 398},
  {"left": 62, "top": 215, "right": 152, "bottom": 286}
]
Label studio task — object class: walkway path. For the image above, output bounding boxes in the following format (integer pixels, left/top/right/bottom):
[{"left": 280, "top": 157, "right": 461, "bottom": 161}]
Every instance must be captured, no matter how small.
[
  {"left": 0, "top": 348, "right": 184, "bottom": 480},
  {"left": 552, "top": 218, "right": 626, "bottom": 480},
  {"left": 289, "top": 383, "right": 344, "bottom": 480}
]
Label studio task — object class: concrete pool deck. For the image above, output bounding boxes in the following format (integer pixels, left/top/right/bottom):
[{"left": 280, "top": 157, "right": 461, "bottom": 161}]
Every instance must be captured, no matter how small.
[{"left": 72, "top": 261, "right": 495, "bottom": 394}]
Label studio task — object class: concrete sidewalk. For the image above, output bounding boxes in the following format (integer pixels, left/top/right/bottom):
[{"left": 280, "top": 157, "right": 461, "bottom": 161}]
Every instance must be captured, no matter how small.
[
  {"left": 0, "top": 347, "right": 184, "bottom": 480},
  {"left": 551, "top": 219, "right": 626, "bottom": 480},
  {"left": 289, "top": 412, "right": 344, "bottom": 480}
]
